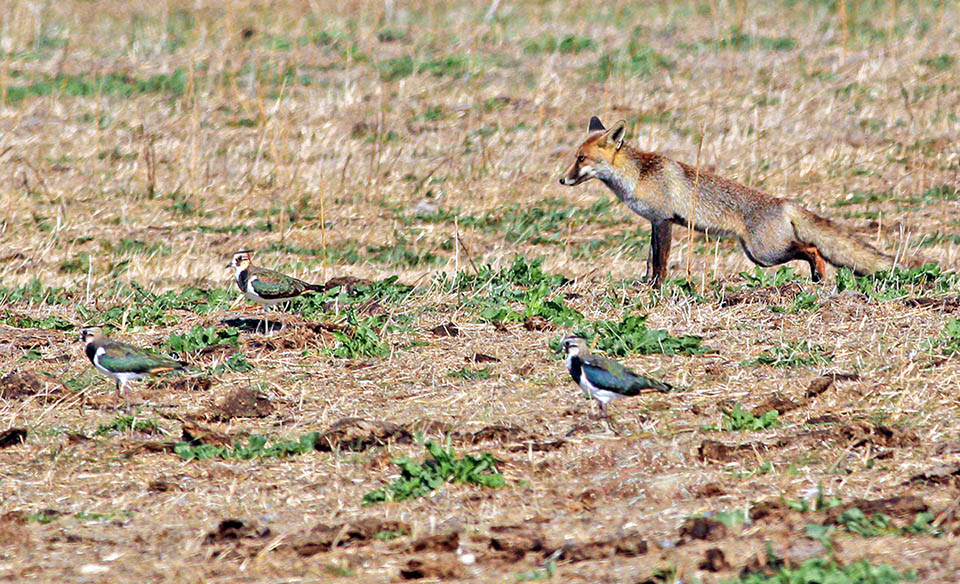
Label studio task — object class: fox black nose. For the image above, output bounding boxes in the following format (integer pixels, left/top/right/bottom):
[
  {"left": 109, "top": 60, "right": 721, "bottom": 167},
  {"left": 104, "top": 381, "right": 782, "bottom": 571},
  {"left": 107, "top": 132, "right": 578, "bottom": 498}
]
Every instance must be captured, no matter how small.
[{"left": 558, "top": 177, "right": 565, "bottom": 185}]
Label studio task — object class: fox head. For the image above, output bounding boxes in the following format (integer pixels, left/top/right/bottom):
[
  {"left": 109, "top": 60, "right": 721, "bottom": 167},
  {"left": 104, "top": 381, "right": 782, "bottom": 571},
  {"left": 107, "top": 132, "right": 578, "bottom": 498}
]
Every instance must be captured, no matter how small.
[{"left": 558, "top": 116, "right": 627, "bottom": 186}]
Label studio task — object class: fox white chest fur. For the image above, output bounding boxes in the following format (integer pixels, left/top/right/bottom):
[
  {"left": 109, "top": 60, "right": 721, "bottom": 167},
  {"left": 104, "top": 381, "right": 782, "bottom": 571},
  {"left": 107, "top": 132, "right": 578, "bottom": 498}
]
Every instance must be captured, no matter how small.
[{"left": 598, "top": 171, "right": 661, "bottom": 222}]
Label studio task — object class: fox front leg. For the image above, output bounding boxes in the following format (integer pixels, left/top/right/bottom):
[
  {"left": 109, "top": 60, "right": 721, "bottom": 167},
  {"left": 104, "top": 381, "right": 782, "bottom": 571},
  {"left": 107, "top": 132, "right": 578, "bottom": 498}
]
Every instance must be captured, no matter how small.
[{"left": 646, "top": 220, "right": 672, "bottom": 286}]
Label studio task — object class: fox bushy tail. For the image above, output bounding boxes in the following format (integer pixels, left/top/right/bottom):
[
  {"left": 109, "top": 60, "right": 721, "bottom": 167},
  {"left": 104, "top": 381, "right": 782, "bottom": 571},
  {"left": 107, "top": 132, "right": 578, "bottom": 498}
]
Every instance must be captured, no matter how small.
[{"left": 786, "top": 205, "right": 895, "bottom": 275}]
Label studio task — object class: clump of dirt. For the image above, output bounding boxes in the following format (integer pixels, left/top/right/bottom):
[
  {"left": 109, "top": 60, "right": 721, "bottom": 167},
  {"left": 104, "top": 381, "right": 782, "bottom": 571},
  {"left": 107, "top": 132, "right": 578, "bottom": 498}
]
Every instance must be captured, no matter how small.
[
  {"left": 805, "top": 376, "right": 835, "bottom": 397},
  {"left": 220, "top": 317, "right": 282, "bottom": 335},
  {"left": 678, "top": 516, "right": 726, "bottom": 542},
  {"left": 696, "top": 482, "right": 726, "bottom": 498},
  {"left": 203, "top": 519, "right": 270, "bottom": 545},
  {"left": 751, "top": 495, "right": 930, "bottom": 534},
  {"left": 756, "top": 394, "right": 801, "bottom": 414},
  {"left": 450, "top": 424, "right": 565, "bottom": 452},
  {"left": 66, "top": 432, "right": 89, "bottom": 444},
  {"left": 181, "top": 420, "right": 235, "bottom": 448},
  {"left": 486, "top": 524, "right": 545, "bottom": 562},
  {"left": 430, "top": 323, "right": 459, "bottom": 336},
  {"left": 459, "top": 425, "right": 533, "bottom": 445},
  {"left": 291, "top": 518, "right": 411, "bottom": 556},
  {"left": 0, "top": 371, "right": 66, "bottom": 400},
  {"left": 120, "top": 441, "right": 176, "bottom": 458},
  {"left": 839, "top": 422, "right": 918, "bottom": 449},
  {"left": 314, "top": 418, "right": 413, "bottom": 452},
  {"left": 146, "top": 478, "right": 179, "bottom": 492},
  {"left": 209, "top": 386, "right": 274, "bottom": 421},
  {"left": 399, "top": 557, "right": 462, "bottom": 580},
  {"left": 750, "top": 500, "right": 798, "bottom": 523},
  {"left": 167, "top": 375, "right": 213, "bottom": 394},
  {"left": 405, "top": 419, "right": 453, "bottom": 437},
  {"left": 312, "top": 418, "right": 552, "bottom": 453},
  {"left": 903, "top": 296, "right": 960, "bottom": 312},
  {"left": 243, "top": 335, "right": 306, "bottom": 351},
  {"left": 0, "top": 511, "right": 28, "bottom": 525},
  {"left": 0, "top": 327, "right": 62, "bottom": 350},
  {"left": 484, "top": 522, "right": 646, "bottom": 564},
  {"left": 805, "top": 372, "right": 859, "bottom": 398},
  {"left": 523, "top": 315, "right": 554, "bottom": 331},
  {"left": 806, "top": 414, "right": 841, "bottom": 424},
  {"left": 323, "top": 276, "right": 374, "bottom": 292},
  {"left": 409, "top": 530, "right": 459, "bottom": 553},
  {"left": 558, "top": 533, "right": 647, "bottom": 562},
  {"left": 0, "top": 511, "right": 30, "bottom": 547},
  {"left": 822, "top": 495, "right": 927, "bottom": 524},
  {"left": 720, "top": 282, "right": 804, "bottom": 307},
  {"left": 0, "top": 428, "right": 27, "bottom": 449},
  {"left": 699, "top": 547, "right": 730, "bottom": 571},
  {"left": 697, "top": 439, "right": 783, "bottom": 462},
  {"left": 906, "top": 462, "right": 960, "bottom": 486}
]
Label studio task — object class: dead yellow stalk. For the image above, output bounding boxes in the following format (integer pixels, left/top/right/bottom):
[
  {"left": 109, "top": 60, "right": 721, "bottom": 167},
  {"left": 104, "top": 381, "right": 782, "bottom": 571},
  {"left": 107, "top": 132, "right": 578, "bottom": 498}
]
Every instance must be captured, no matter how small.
[
  {"left": 685, "top": 124, "right": 705, "bottom": 281},
  {"left": 838, "top": 0, "right": 849, "bottom": 52}
]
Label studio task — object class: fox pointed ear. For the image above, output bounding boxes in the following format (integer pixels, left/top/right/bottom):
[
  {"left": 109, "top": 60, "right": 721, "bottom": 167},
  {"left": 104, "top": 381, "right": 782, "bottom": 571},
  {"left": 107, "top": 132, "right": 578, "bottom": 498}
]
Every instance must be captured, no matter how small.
[
  {"left": 588, "top": 116, "right": 605, "bottom": 132},
  {"left": 605, "top": 120, "right": 627, "bottom": 150}
]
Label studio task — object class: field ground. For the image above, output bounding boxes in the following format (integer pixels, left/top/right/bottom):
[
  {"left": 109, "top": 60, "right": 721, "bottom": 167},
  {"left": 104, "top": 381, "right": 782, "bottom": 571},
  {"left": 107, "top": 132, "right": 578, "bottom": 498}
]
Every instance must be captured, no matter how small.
[{"left": 1, "top": 1, "right": 959, "bottom": 582}]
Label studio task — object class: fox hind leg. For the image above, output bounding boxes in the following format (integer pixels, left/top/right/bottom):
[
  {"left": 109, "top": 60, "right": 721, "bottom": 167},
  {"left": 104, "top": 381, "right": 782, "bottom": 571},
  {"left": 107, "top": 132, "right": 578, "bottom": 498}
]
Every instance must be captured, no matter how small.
[
  {"left": 739, "top": 236, "right": 825, "bottom": 282},
  {"left": 789, "top": 241, "right": 826, "bottom": 282}
]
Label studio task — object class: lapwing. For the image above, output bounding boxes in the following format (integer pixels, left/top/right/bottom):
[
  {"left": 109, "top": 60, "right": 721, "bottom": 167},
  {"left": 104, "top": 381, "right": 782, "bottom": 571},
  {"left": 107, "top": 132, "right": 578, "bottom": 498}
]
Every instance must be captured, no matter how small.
[
  {"left": 79, "top": 326, "right": 187, "bottom": 408},
  {"left": 561, "top": 335, "right": 672, "bottom": 420},
  {"left": 226, "top": 250, "right": 324, "bottom": 332}
]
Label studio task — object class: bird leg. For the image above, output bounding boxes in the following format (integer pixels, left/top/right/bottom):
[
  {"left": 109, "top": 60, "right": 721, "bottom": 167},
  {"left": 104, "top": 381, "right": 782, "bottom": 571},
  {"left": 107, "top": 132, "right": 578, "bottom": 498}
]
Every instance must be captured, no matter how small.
[
  {"left": 115, "top": 379, "right": 124, "bottom": 411},
  {"left": 598, "top": 402, "right": 622, "bottom": 434},
  {"left": 257, "top": 309, "right": 268, "bottom": 335}
]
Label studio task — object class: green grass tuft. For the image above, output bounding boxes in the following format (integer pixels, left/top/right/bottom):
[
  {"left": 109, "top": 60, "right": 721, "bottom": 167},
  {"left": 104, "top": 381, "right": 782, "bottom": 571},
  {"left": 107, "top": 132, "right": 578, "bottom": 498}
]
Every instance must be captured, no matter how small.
[
  {"left": 927, "top": 318, "right": 960, "bottom": 355},
  {"left": 449, "top": 366, "right": 492, "bottom": 380},
  {"left": 362, "top": 441, "right": 505, "bottom": 505},
  {"left": 740, "top": 266, "right": 803, "bottom": 288},
  {"left": 175, "top": 432, "right": 319, "bottom": 460},
  {"left": 719, "top": 404, "right": 780, "bottom": 431},
  {"left": 835, "top": 264, "right": 958, "bottom": 300},
  {"left": 588, "top": 40, "right": 672, "bottom": 82},
  {"left": 524, "top": 34, "right": 595, "bottom": 54},
  {"left": 561, "top": 314, "right": 709, "bottom": 357},
  {"left": 95, "top": 413, "right": 161, "bottom": 436},
  {"left": 166, "top": 325, "right": 240, "bottom": 355},
  {"left": 6, "top": 70, "right": 187, "bottom": 106},
  {"left": 743, "top": 340, "right": 832, "bottom": 368},
  {"left": 326, "top": 313, "right": 391, "bottom": 359},
  {"left": 724, "top": 557, "right": 915, "bottom": 584}
]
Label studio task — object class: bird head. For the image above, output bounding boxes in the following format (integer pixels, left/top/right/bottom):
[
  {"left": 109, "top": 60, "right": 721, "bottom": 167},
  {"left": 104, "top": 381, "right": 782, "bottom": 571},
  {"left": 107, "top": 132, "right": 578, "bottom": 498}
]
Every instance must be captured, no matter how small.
[
  {"left": 227, "top": 250, "right": 253, "bottom": 274},
  {"left": 78, "top": 326, "right": 103, "bottom": 344},
  {"left": 561, "top": 335, "right": 589, "bottom": 357}
]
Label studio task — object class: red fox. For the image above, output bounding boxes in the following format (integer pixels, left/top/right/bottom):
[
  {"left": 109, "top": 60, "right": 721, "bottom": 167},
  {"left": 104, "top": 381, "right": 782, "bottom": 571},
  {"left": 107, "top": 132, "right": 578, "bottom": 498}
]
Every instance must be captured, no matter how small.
[{"left": 559, "top": 116, "right": 909, "bottom": 285}]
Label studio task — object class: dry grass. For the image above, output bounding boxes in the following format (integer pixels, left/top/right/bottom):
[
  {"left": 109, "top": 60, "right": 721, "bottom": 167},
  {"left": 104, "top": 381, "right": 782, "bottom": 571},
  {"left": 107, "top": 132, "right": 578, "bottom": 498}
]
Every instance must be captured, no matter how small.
[{"left": 1, "top": 0, "right": 959, "bottom": 582}]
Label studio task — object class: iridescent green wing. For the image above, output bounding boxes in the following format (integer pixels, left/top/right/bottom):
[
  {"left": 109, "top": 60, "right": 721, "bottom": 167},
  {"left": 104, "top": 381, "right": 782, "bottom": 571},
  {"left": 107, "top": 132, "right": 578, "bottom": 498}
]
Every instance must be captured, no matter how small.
[
  {"left": 97, "top": 341, "right": 184, "bottom": 374},
  {"left": 581, "top": 354, "right": 671, "bottom": 395},
  {"left": 249, "top": 268, "right": 309, "bottom": 299}
]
